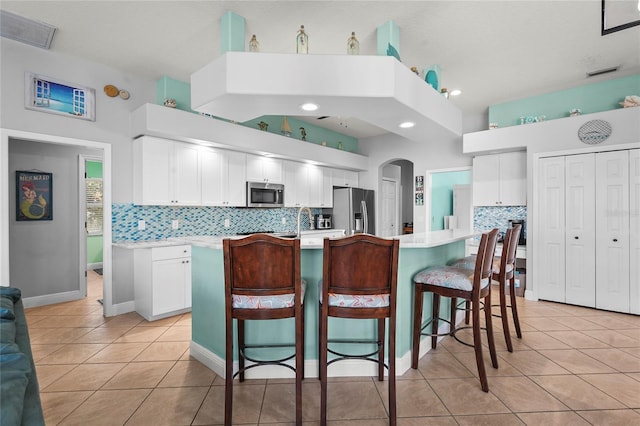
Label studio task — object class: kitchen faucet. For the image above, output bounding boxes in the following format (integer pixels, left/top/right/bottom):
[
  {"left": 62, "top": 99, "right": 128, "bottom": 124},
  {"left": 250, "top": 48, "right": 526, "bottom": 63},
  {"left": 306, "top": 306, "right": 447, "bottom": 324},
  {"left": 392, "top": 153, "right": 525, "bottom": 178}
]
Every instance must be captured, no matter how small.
[{"left": 297, "top": 206, "right": 314, "bottom": 237}]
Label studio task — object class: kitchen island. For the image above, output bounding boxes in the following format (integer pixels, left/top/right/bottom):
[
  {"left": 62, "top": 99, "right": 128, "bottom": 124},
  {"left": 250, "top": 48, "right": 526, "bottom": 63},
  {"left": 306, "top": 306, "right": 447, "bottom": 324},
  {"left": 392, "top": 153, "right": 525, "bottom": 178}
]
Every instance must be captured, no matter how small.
[{"left": 189, "top": 229, "right": 476, "bottom": 378}]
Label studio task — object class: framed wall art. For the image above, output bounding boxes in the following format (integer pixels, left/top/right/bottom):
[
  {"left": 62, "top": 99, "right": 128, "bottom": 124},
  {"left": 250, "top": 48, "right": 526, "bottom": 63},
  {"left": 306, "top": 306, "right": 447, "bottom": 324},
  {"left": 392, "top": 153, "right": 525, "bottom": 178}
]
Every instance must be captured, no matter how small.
[
  {"left": 24, "top": 72, "right": 96, "bottom": 121},
  {"left": 602, "top": 0, "right": 640, "bottom": 35},
  {"left": 16, "top": 171, "right": 53, "bottom": 221}
]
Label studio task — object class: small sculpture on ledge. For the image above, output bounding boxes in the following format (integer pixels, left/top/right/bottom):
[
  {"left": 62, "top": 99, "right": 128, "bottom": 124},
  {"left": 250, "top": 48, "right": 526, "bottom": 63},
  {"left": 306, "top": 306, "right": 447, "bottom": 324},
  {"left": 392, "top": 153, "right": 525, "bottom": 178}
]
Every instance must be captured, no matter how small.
[
  {"left": 299, "top": 127, "right": 307, "bottom": 141},
  {"left": 249, "top": 34, "right": 260, "bottom": 52},
  {"left": 257, "top": 121, "right": 269, "bottom": 131},
  {"left": 347, "top": 32, "right": 359, "bottom": 55},
  {"left": 620, "top": 95, "right": 640, "bottom": 108},
  {"left": 281, "top": 116, "right": 292, "bottom": 136}
]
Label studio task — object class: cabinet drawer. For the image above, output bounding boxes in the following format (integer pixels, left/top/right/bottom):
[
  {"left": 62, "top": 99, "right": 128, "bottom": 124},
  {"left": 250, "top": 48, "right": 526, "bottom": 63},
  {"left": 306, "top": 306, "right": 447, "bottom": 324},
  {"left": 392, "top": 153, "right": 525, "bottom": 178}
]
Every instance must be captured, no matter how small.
[{"left": 151, "top": 245, "right": 191, "bottom": 261}]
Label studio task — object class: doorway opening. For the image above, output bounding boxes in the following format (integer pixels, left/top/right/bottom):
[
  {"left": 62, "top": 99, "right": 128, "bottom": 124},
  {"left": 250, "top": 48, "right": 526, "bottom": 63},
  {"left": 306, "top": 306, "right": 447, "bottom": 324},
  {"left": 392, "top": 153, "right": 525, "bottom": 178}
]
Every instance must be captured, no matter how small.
[
  {"left": 80, "top": 156, "right": 104, "bottom": 305},
  {"left": 380, "top": 159, "right": 413, "bottom": 237}
]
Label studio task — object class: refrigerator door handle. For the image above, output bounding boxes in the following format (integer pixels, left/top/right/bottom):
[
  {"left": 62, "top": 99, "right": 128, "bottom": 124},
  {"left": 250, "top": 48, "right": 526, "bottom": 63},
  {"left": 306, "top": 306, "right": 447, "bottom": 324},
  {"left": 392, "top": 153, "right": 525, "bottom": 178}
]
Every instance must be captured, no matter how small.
[{"left": 361, "top": 200, "right": 368, "bottom": 234}]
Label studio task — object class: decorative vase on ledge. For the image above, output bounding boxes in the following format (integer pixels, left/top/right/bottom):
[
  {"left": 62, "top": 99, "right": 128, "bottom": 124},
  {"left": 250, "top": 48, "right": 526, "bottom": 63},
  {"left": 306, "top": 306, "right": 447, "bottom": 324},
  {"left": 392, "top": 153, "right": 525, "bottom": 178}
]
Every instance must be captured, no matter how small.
[{"left": 296, "top": 25, "right": 308, "bottom": 54}]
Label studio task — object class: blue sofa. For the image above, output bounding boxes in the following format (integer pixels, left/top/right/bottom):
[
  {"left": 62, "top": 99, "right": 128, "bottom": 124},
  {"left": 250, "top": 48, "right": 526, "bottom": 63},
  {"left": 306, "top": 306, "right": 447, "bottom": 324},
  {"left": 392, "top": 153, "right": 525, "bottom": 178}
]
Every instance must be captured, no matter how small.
[{"left": 0, "top": 287, "right": 44, "bottom": 426}]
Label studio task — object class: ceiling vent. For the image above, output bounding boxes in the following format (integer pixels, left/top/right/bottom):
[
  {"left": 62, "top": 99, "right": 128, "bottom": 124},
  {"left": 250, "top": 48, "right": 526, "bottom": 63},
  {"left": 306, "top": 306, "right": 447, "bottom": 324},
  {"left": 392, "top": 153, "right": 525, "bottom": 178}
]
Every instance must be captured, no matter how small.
[
  {"left": 1, "top": 10, "right": 56, "bottom": 49},
  {"left": 586, "top": 65, "right": 619, "bottom": 78}
]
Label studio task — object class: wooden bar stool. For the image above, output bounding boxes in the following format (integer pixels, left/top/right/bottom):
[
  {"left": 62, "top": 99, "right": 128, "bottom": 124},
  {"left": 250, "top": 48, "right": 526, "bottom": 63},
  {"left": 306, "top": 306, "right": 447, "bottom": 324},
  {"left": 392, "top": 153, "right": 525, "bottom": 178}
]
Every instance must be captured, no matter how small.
[
  {"left": 411, "top": 229, "right": 499, "bottom": 392},
  {"left": 223, "top": 234, "right": 305, "bottom": 426},
  {"left": 319, "top": 234, "right": 399, "bottom": 426},
  {"left": 449, "top": 224, "right": 523, "bottom": 351}
]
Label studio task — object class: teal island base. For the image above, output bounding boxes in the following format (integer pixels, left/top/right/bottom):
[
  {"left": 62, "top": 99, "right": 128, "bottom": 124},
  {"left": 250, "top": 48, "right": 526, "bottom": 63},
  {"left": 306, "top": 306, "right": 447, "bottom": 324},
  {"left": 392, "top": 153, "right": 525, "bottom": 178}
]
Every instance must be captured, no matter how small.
[{"left": 189, "top": 231, "right": 473, "bottom": 379}]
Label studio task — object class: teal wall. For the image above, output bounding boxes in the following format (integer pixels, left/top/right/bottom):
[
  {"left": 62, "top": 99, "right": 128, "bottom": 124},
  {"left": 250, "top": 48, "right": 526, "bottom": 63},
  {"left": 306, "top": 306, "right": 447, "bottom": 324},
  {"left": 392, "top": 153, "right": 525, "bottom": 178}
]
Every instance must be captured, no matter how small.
[
  {"left": 242, "top": 115, "right": 358, "bottom": 153},
  {"left": 155, "top": 76, "right": 358, "bottom": 153},
  {"left": 489, "top": 74, "right": 640, "bottom": 128},
  {"left": 86, "top": 160, "right": 103, "bottom": 265},
  {"left": 431, "top": 171, "right": 471, "bottom": 231}
]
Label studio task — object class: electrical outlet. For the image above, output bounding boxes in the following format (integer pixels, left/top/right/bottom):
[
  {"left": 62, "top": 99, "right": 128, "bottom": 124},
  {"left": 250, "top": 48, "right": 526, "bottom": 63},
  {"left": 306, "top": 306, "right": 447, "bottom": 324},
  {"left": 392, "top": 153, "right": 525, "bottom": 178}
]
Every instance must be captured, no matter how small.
[
  {"left": 172, "top": 220, "right": 179, "bottom": 230},
  {"left": 282, "top": 217, "right": 287, "bottom": 225},
  {"left": 224, "top": 218, "right": 230, "bottom": 228},
  {"left": 138, "top": 220, "right": 146, "bottom": 230}
]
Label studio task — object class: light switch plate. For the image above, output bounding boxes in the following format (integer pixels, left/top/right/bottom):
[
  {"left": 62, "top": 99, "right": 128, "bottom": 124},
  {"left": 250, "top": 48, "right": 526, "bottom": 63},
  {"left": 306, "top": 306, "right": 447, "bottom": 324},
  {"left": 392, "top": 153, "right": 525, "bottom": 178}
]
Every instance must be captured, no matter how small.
[
  {"left": 224, "top": 218, "right": 230, "bottom": 227},
  {"left": 172, "top": 220, "right": 179, "bottom": 230},
  {"left": 137, "top": 220, "right": 146, "bottom": 230}
]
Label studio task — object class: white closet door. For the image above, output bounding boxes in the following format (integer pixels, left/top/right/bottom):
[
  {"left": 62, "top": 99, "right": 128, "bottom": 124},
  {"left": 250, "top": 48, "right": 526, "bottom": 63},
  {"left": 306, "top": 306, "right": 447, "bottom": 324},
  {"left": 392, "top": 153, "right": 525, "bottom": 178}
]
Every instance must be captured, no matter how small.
[
  {"left": 628, "top": 149, "right": 640, "bottom": 314},
  {"left": 538, "top": 157, "right": 566, "bottom": 303},
  {"left": 565, "top": 154, "right": 596, "bottom": 307},
  {"left": 595, "top": 150, "right": 630, "bottom": 313}
]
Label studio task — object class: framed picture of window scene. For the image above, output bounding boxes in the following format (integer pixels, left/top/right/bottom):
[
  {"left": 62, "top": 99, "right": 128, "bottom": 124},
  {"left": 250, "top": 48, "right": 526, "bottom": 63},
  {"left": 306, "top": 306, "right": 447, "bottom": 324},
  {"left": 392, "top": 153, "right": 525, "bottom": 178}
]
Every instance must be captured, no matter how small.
[
  {"left": 16, "top": 171, "right": 53, "bottom": 221},
  {"left": 602, "top": 0, "right": 640, "bottom": 35},
  {"left": 24, "top": 72, "right": 96, "bottom": 121}
]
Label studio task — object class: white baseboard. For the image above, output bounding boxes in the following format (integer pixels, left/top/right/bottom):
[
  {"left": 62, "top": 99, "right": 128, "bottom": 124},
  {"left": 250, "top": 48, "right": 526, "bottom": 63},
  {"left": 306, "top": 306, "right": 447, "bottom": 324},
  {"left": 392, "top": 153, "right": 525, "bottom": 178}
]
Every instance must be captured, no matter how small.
[
  {"left": 22, "top": 290, "right": 82, "bottom": 308},
  {"left": 87, "top": 262, "right": 103, "bottom": 270},
  {"left": 189, "top": 312, "right": 461, "bottom": 379},
  {"left": 524, "top": 289, "right": 536, "bottom": 300},
  {"left": 110, "top": 300, "right": 135, "bottom": 316}
]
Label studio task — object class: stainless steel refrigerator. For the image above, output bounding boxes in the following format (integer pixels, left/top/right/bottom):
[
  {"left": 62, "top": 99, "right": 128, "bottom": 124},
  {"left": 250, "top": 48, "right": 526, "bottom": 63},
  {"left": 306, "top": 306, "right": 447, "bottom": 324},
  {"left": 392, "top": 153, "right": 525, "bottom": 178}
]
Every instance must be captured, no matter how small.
[{"left": 332, "top": 187, "right": 375, "bottom": 236}]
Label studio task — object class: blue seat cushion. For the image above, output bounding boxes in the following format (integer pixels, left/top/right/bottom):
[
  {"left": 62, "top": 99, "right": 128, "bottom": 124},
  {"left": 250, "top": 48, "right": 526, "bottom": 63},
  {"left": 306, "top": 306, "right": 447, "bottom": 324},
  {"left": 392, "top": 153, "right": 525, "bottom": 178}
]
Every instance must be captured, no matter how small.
[{"left": 413, "top": 266, "right": 489, "bottom": 292}]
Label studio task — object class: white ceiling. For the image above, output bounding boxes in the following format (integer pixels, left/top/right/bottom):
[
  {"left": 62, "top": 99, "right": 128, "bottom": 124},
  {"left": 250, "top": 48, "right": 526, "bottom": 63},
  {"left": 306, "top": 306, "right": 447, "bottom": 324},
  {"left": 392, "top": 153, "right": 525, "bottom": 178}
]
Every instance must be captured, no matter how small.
[{"left": 2, "top": 1, "right": 639, "bottom": 138}]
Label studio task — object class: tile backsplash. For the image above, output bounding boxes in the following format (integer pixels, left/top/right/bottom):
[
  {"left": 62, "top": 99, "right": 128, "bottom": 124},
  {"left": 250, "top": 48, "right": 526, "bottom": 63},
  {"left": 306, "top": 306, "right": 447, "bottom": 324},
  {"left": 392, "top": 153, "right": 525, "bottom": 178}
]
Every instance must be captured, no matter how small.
[
  {"left": 473, "top": 206, "right": 527, "bottom": 239},
  {"left": 112, "top": 204, "right": 319, "bottom": 242}
]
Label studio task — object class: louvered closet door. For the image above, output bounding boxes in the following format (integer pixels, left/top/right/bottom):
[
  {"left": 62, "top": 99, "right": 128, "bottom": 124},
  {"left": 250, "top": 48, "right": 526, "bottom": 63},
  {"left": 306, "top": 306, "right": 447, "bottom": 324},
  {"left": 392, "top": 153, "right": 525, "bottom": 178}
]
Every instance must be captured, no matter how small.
[
  {"left": 538, "top": 157, "right": 566, "bottom": 303},
  {"left": 595, "top": 150, "right": 630, "bottom": 313},
  {"left": 565, "top": 154, "right": 596, "bottom": 307},
  {"left": 628, "top": 149, "right": 640, "bottom": 314}
]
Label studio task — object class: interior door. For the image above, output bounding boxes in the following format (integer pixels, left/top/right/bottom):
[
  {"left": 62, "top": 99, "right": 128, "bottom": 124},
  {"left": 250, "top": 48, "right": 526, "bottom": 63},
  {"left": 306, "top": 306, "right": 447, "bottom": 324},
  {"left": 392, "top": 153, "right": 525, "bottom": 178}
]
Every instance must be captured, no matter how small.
[
  {"left": 595, "top": 150, "right": 630, "bottom": 313},
  {"left": 565, "top": 154, "right": 595, "bottom": 307},
  {"left": 537, "top": 157, "right": 566, "bottom": 303},
  {"left": 380, "top": 179, "right": 398, "bottom": 237},
  {"left": 629, "top": 149, "right": 640, "bottom": 314}
]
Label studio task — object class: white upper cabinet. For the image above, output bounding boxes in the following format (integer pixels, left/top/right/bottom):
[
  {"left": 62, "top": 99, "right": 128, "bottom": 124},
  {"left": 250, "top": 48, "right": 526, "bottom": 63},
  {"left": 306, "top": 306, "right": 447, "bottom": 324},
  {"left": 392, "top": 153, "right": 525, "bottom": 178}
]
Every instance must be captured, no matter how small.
[
  {"left": 309, "top": 165, "right": 333, "bottom": 208},
  {"left": 201, "top": 148, "right": 247, "bottom": 206},
  {"left": 331, "top": 168, "right": 359, "bottom": 188},
  {"left": 133, "top": 136, "right": 201, "bottom": 206},
  {"left": 284, "top": 161, "right": 310, "bottom": 207},
  {"left": 473, "top": 152, "right": 526, "bottom": 206},
  {"left": 246, "top": 154, "right": 283, "bottom": 183}
]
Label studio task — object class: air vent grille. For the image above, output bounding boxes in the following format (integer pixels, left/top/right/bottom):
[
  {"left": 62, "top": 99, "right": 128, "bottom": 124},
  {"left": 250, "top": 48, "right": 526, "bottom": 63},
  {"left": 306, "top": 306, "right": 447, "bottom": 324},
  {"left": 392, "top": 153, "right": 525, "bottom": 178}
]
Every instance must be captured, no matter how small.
[{"left": 1, "top": 10, "right": 56, "bottom": 50}]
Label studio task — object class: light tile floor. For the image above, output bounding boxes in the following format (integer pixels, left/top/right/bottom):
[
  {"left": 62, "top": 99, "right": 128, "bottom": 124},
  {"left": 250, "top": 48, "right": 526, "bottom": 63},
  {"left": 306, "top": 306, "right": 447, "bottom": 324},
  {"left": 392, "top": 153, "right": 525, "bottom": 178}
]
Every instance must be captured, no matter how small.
[{"left": 25, "top": 271, "right": 640, "bottom": 425}]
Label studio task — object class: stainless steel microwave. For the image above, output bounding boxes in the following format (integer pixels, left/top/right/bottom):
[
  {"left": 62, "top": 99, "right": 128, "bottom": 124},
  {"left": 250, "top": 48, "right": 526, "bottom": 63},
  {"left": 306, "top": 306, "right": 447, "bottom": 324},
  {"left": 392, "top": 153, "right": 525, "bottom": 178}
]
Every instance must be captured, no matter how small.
[{"left": 246, "top": 182, "right": 284, "bottom": 208}]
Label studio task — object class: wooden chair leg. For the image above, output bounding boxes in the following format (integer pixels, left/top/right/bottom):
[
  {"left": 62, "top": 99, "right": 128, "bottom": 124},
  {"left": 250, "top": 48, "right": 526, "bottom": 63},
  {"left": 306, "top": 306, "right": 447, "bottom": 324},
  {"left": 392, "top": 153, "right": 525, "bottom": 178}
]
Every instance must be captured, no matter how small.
[
  {"left": 484, "top": 293, "right": 499, "bottom": 369},
  {"left": 225, "top": 317, "right": 234, "bottom": 426},
  {"left": 378, "top": 318, "right": 385, "bottom": 381},
  {"left": 301, "top": 305, "right": 306, "bottom": 380},
  {"left": 471, "top": 297, "right": 489, "bottom": 392},
  {"left": 411, "top": 284, "right": 423, "bottom": 369},
  {"left": 319, "top": 304, "right": 328, "bottom": 425},
  {"left": 450, "top": 297, "right": 458, "bottom": 334},
  {"left": 431, "top": 294, "right": 440, "bottom": 350},
  {"left": 238, "top": 319, "right": 245, "bottom": 382},
  {"left": 389, "top": 315, "right": 397, "bottom": 426},
  {"left": 464, "top": 300, "right": 471, "bottom": 324},
  {"left": 509, "top": 276, "right": 523, "bottom": 338},
  {"left": 499, "top": 277, "right": 513, "bottom": 352}
]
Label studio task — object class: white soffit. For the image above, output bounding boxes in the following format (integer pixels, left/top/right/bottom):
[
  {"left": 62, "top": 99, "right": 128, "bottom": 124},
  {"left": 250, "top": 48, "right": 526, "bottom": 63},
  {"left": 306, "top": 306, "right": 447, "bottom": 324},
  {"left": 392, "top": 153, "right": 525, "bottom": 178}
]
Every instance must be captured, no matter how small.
[{"left": 191, "top": 52, "right": 463, "bottom": 141}]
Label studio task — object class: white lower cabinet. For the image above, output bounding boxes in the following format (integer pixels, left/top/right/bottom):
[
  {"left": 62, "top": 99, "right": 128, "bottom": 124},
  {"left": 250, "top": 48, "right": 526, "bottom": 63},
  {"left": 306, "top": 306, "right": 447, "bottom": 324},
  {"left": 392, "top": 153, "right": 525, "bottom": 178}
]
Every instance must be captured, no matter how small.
[
  {"left": 134, "top": 245, "right": 192, "bottom": 321},
  {"left": 537, "top": 149, "right": 637, "bottom": 314}
]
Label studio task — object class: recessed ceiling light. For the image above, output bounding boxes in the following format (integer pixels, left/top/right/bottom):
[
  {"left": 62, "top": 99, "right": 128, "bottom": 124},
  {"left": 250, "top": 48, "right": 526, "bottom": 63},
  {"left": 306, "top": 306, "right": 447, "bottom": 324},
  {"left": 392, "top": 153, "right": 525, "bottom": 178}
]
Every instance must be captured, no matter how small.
[
  {"left": 300, "top": 103, "right": 318, "bottom": 111},
  {"left": 399, "top": 121, "right": 415, "bottom": 129},
  {"left": 450, "top": 89, "right": 462, "bottom": 96}
]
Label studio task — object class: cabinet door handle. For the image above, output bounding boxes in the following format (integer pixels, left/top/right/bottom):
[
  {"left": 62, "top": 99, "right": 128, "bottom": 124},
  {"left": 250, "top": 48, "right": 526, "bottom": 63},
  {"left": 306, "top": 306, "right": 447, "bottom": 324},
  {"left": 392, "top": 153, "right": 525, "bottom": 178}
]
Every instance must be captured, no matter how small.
[
  {"left": 613, "top": 238, "right": 618, "bottom": 242},
  {"left": 574, "top": 236, "right": 579, "bottom": 240}
]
